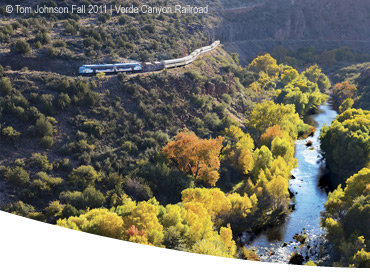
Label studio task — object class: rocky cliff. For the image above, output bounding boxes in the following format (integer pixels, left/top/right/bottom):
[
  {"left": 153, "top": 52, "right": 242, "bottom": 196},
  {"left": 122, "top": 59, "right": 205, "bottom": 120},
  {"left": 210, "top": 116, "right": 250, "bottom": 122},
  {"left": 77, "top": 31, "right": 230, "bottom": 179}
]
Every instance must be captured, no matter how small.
[{"left": 213, "top": 0, "right": 370, "bottom": 63}]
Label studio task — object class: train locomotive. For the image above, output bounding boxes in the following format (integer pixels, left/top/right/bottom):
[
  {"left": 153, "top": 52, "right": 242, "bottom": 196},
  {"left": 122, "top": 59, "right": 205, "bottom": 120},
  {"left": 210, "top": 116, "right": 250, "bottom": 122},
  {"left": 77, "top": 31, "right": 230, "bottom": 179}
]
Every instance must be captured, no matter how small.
[{"left": 78, "top": 41, "right": 220, "bottom": 76}]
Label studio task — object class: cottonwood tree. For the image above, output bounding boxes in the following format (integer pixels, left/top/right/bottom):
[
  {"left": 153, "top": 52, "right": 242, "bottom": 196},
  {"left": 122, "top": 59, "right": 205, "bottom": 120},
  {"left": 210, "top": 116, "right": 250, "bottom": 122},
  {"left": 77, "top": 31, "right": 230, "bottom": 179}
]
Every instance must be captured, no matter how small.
[{"left": 162, "top": 130, "right": 224, "bottom": 186}]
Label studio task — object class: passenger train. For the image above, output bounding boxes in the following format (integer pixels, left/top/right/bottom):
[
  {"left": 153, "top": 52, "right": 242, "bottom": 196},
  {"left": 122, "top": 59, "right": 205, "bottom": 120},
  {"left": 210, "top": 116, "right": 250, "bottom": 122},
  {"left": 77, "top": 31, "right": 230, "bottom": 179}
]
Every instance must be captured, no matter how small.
[{"left": 78, "top": 41, "right": 220, "bottom": 76}]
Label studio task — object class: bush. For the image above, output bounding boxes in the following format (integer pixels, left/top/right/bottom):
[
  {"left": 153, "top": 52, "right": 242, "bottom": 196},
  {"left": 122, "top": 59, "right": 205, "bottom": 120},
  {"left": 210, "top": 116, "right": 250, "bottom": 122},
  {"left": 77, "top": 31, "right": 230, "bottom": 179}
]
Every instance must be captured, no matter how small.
[
  {"left": 5, "top": 166, "right": 30, "bottom": 187},
  {"left": 185, "top": 70, "right": 204, "bottom": 82},
  {"left": 34, "top": 32, "right": 51, "bottom": 45},
  {"left": 30, "top": 153, "right": 53, "bottom": 171},
  {"left": 69, "top": 165, "right": 100, "bottom": 188},
  {"left": 53, "top": 40, "right": 67, "bottom": 48},
  {"left": 40, "top": 136, "right": 54, "bottom": 149},
  {"left": 98, "top": 13, "right": 110, "bottom": 23},
  {"left": 118, "top": 15, "right": 128, "bottom": 25},
  {"left": 13, "top": 39, "right": 31, "bottom": 54},
  {"left": 27, "top": 212, "right": 47, "bottom": 222},
  {"left": 62, "top": 204, "right": 79, "bottom": 218},
  {"left": 64, "top": 22, "right": 77, "bottom": 35},
  {"left": 59, "top": 191, "right": 84, "bottom": 209},
  {"left": 0, "top": 77, "right": 12, "bottom": 95},
  {"left": 221, "top": 94, "right": 232, "bottom": 104},
  {"left": 123, "top": 177, "right": 153, "bottom": 201},
  {"left": 2, "top": 126, "right": 21, "bottom": 141},
  {"left": 35, "top": 116, "right": 53, "bottom": 137},
  {"left": 57, "top": 93, "right": 71, "bottom": 109},
  {"left": 3, "top": 201, "right": 35, "bottom": 216},
  {"left": 34, "top": 41, "right": 42, "bottom": 49},
  {"left": 204, "top": 113, "right": 221, "bottom": 130},
  {"left": 46, "top": 47, "right": 57, "bottom": 57},
  {"left": 82, "top": 186, "right": 105, "bottom": 208},
  {"left": 117, "top": 72, "right": 128, "bottom": 82}
]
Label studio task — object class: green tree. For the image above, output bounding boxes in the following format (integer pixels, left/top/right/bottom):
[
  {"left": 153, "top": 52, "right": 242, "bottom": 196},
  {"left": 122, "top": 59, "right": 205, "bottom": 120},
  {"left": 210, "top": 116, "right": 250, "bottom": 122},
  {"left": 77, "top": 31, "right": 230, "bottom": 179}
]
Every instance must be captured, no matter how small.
[{"left": 69, "top": 165, "right": 100, "bottom": 188}]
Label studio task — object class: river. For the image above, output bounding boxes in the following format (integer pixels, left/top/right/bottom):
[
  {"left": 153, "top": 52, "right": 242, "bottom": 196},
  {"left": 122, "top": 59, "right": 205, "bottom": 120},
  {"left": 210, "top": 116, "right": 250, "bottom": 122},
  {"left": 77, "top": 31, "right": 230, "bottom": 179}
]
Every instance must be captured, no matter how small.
[{"left": 243, "top": 102, "right": 338, "bottom": 264}]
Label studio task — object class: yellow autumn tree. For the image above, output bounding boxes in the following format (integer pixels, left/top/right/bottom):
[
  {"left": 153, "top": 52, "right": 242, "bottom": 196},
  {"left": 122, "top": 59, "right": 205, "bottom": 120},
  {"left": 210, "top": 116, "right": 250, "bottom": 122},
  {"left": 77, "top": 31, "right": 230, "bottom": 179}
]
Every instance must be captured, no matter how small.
[
  {"left": 121, "top": 201, "right": 164, "bottom": 247},
  {"left": 184, "top": 202, "right": 215, "bottom": 244},
  {"left": 247, "top": 101, "right": 300, "bottom": 140},
  {"left": 57, "top": 208, "right": 124, "bottom": 239},
  {"left": 182, "top": 188, "right": 231, "bottom": 221},
  {"left": 249, "top": 53, "right": 281, "bottom": 78},
  {"left": 224, "top": 125, "right": 255, "bottom": 175},
  {"left": 191, "top": 224, "right": 237, "bottom": 258},
  {"left": 181, "top": 187, "right": 257, "bottom": 227}
]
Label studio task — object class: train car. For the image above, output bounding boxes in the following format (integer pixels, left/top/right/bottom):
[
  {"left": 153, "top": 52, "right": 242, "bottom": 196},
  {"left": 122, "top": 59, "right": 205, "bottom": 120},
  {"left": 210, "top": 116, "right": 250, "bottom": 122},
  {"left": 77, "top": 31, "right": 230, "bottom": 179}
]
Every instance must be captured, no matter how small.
[
  {"left": 115, "top": 63, "right": 143, "bottom": 73},
  {"left": 78, "top": 63, "right": 142, "bottom": 75},
  {"left": 142, "top": 62, "right": 165, "bottom": 72},
  {"left": 162, "top": 41, "right": 220, "bottom": 69}
]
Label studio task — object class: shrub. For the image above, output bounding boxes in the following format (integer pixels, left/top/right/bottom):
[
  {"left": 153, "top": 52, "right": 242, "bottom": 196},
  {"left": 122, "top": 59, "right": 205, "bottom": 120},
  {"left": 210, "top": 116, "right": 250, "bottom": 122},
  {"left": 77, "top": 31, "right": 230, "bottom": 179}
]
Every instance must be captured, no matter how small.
[
  {"left": 82, "top": 186, "right": 105, "bottom": 208},
  {"left": 35, "top": 116, "right": 53, "bottom": 137},
  {"left": 57, "top": 93, "right": 71, "bottom": 109},
  {"left": 118, "top": 15, "right": 128, "bottom": 25},
  {"left": 45, "top": 200, "right": 65, "bottom": 218},
  {"left": 5, "top": 166, "right": 30, "bottom": 187},
  {"left": 59, "top": 191, "right": 84, "bottom": 209},
  {"left": 64, "top": 22, "right": 77, "bottom": 35},
  {"left": 0, "top": 77, "right": 12, "bottom": 95},
  {"left": 40, "top": 93, "right": 55, "bottom": 114},
  {"left": 98, "top": 13, "right": 110, "bottom": 23},
  {"left": 40, "top": 136, "right": 54, "bottom": 149},
  {"left": 117, "top": 72, "right": 128, "bottom": 82},
  {"left": 185, "top": 70, "right": 204, "bottom": 82},
  {"left": 27, "top": 212, "right": 47, "bottom": 222},
  {"left": 3, "top": 201, "right": 35, "bottom": 216},
  {"left": 46, "top": 47, "right": 57, "bottom": 57},
  {"left": 123, "top": 177, "right": 153, "bottom": 201},
  {"left": 221, "top": 94, "right": 232, "bottom": 104},
  {"left": 204, "top": 113, "right": 221, "bottom": 130},
  {"left": 13, "top": 39, "right": 31, "bottom": 54},
  {"left": 62, "top": 204, "right": 79, "bottom": 218},
  {"left": 34, "top": 32, "right": 51, "bottom": 45},
  {"left": 53, "top": 40, "right": 67, "bottom": 48},
  {"left": 69, "top": 165, "right": 100, "bottom": 188},
  {"left": 2, "top": 126, "right": 21, "bottom": 141},
  {"left": 34, "top": 41, "right": 42, "bottom": 49},
  {"left": 30, "top": 153, "right": 53, "bottom": 171}
]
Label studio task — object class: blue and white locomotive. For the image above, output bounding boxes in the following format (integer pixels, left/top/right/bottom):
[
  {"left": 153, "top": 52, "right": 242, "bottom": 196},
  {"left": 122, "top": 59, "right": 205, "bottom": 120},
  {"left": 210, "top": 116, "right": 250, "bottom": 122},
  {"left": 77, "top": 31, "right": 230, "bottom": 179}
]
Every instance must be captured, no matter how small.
[{"left": 78, "top": 63, "right": 143, "bottom": 75}]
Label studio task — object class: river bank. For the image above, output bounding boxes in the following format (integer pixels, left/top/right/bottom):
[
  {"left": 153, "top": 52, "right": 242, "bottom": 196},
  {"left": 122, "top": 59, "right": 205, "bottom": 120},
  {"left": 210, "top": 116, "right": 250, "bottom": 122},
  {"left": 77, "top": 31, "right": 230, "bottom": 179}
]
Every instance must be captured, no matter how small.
[{"left": 242, "top": 101, "right": 338, "bottom": 264}]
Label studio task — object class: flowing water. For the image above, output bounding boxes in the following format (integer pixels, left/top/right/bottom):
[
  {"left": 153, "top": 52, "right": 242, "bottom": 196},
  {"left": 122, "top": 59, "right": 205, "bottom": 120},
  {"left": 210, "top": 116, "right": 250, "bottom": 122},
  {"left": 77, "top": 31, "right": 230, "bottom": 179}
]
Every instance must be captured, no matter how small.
[{"left": 243, "top": 102, "right": 338, "bottom": 264}]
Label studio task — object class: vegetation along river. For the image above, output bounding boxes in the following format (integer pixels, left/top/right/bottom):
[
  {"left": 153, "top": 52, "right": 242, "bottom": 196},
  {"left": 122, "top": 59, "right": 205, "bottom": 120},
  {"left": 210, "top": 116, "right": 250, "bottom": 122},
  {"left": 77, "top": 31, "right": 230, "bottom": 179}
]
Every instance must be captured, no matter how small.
[{"left": 243, "top": 101, "right": 338, "bottom": 264}]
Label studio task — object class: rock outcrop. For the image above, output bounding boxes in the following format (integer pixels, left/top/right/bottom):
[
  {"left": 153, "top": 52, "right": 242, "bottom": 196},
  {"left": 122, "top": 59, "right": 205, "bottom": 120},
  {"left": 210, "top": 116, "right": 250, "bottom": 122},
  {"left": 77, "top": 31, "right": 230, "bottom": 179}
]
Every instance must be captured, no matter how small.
[{"left": 212, "top": 0, "right": 370, "bottom": 63}]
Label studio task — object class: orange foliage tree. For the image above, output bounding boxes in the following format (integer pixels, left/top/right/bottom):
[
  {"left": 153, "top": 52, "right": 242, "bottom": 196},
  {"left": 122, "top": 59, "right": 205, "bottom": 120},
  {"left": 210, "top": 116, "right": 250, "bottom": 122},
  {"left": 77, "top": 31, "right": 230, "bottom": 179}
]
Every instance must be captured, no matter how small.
[
  {"left": 260, "top": 124, "right": 286, "bottom": 148},
  {"left": 332, "top": 81, "right": 357, "bottom": 109},
  {"left": 162, "top": 130, "right": 224, "bottom": 186}
]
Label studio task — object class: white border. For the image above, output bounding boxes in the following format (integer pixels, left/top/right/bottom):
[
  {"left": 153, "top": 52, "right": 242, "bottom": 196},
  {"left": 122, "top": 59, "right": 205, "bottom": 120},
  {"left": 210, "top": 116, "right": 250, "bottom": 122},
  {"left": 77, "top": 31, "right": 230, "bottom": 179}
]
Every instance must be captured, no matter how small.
[{"left": 0, "top": 211, "right": 368, "bottom": 279}]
